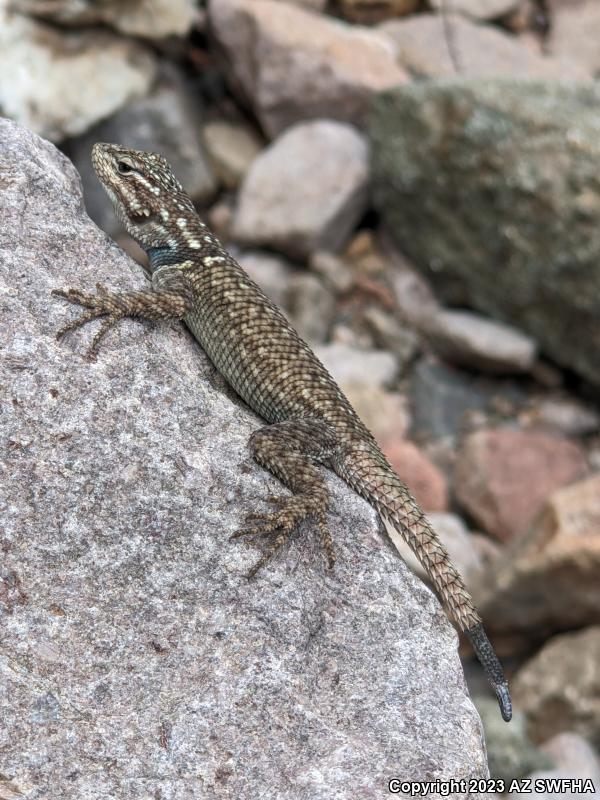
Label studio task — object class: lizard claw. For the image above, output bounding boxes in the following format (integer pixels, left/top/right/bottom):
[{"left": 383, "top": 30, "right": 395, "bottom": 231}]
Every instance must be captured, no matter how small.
[{"left": 230, "top": 494, "right": 335, "bottom": 576}]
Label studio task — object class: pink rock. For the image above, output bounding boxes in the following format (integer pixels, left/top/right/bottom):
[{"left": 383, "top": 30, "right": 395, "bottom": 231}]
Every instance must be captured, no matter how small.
[
  {"left": 209, "top": 0, "right": 407, "bottom": 137},
  {"left": 384, "top": 440, "right": 448, "bottom": 512},
  {"left": 454, "top": 428, "right": 588, "bottom": 542}
]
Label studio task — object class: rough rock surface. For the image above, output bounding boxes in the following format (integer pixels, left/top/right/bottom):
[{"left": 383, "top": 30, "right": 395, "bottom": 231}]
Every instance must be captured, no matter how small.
[
  {"left": 454, "top": 428, "right": 588, "bottom": 542},
  {"left": 68, "top": 76, "right": 217, "bottom": 238},
  {"left": 547, "top": 0, "right": 600, "bottom": 78},
  {"left": 513, "top": 627, "right": 600, "bottom": 747},
  {"left": 233, "top": 121, "right": 369, "bottom": 259},
  {"left": 371, "top": 80, "right": 600, "bottom": 388},
  {"left": 10, "top": 0, "right": 199, "bottom": 39},
  {"left": 0, "top": 119, "right": 489, "bottom": 798},
  {"left": 381, "top": 14, "right": 585, "bottom": 80},
  {"left": 0, "top": 10, "right": 156, "bottom": 142},
  {"left": 474, "top": 474, "right": 600, "bottom": 643},
  {"left": 209, "top": 0, "right": 407, "bottom": 137}
]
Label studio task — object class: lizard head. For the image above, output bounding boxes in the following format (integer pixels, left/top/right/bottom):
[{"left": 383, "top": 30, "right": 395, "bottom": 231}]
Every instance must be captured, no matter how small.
[{"left": 91, "top": 142, "right": 196, "bottom": 249}]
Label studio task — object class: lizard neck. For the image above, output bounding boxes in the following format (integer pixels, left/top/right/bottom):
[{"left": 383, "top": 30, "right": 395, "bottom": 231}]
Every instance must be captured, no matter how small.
[
  {"left": 145, "top": 216, "right": 217, "bottom": 276},
  {"left": 146, "top": 245, "right": 180, "bottom": 275}
]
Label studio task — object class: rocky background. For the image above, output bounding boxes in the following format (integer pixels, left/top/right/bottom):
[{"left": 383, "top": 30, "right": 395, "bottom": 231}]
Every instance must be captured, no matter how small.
[{"left": 1, "top": 0, "right": 600, "bottom": 793}]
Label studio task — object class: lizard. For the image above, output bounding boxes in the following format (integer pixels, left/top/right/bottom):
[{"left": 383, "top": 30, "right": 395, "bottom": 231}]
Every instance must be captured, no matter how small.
[{"left": 52, "top": 143, "right": 512, "bottom": 722}]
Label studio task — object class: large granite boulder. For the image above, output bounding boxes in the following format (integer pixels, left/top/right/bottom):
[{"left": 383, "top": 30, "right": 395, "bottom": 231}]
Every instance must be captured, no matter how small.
[
  {"left": 371, "top": 80, "right": 600, "bottom": 388},
  {"left": 0, "top": 119, "right": 489, "bottom": 798}
]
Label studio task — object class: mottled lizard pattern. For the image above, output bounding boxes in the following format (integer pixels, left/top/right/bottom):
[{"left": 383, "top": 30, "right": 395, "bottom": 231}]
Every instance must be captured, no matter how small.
[{"left": 52, "top": 143, "right": 512, "bottom": 721}]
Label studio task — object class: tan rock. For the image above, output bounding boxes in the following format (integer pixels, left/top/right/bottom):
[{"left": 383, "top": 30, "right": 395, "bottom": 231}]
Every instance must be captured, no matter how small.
[
  {"left": 343, "top": 385, "right": 410, "bottom": 443},
  {"left": 454, "top": 428, "right": 588, "bottom": 542},
  {"left": 203, "top": 120, "right": 263, "bottom": 189},
  {"left": 380, "top": 13, "right": 587, "bottom": 79},
  {"left": 474, "top": 474, "right": 600, "bottom": 641},
  {"left": 335, "top": 0, "right": 419, "bottom": 24},
  {"left": 208, "top": 0, "right": 407, "bottom": 137},
  {"left": 513, "top": 627, "right": 600, "bottom": 746},
  {"left": 547, "top": 0, "right": 600, "bottom": 78}
]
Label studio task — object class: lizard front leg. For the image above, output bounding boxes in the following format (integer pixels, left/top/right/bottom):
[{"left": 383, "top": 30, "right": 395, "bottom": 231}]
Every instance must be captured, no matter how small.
[
  {"left": 52, "top": 273, "right": 194, "bottom": 358},
  {"left": 232, "top": 418, "right": 339, "bottom": 577}
]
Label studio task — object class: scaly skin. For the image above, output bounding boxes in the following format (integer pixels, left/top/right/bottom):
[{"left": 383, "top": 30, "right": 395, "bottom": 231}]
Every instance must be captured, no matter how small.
[{"left": 52, "top": 143, "right": 512, "bottom": 721}]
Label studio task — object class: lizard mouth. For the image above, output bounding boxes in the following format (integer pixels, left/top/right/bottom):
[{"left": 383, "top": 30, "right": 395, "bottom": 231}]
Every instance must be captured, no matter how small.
[{"left": 129, "top": 208, "right": 158, "bottom": 225}]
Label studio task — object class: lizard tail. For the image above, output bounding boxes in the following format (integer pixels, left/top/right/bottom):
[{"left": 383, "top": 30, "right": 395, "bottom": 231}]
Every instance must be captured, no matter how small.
[{"left": 334, "top": 440, "right": 512, "bottom": 722}]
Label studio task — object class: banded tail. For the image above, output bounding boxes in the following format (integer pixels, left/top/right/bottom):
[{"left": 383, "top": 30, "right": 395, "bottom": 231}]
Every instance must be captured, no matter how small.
[{"left": 335, "top": 440, "right": 512, "bottom": 722}]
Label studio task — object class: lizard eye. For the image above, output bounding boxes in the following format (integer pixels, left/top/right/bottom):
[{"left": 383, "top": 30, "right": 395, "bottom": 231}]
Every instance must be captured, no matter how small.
[{"left": 117, "top": 160, "right": 134, "bottom": 175}]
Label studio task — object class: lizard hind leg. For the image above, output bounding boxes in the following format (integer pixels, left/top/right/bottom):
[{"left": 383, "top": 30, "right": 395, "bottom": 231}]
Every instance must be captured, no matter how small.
[{"left": 231, "top": 419, "right": 338, "bottom": 578}]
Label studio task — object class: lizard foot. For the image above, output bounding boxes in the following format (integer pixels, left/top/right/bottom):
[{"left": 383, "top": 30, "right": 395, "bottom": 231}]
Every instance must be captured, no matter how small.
[
  {"left": 231, "top": 494, "right": 335, "bottom": 577},
  {"left": 52, "top": 283, "right": 125, "bottom": 358}
]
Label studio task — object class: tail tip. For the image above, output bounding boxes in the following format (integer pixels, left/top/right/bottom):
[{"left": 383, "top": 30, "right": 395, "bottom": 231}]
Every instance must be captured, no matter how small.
[
  {"left": 496, "top": 682, "right": 512, "bottom": 722},
  {"left": 466, "top": 622, "right": 512, "bottom": 723}
]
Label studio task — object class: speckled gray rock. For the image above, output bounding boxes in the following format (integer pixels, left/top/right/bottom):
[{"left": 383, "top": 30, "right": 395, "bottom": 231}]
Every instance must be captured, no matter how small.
[
  {"left": 233, "top": 120, "right": 369, "bottom": 259},
  {"left": 0, "top": 119, "right": 489, "bottom": 799},
  {"left": 371, "top": 80, "right": 600, "bottom": 388}
]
